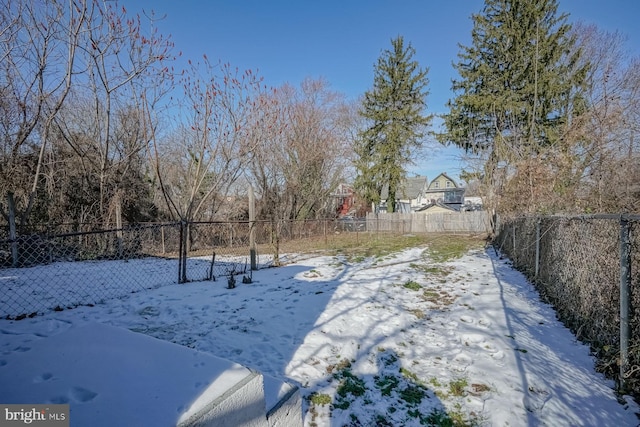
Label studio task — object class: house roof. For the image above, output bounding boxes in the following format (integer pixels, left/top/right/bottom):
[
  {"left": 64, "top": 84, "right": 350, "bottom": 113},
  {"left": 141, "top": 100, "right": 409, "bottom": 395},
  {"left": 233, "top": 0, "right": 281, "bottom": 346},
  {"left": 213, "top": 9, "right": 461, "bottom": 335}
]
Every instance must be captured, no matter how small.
[
  {"left": 416, "top": 201, "right": 458, "bottom": 212},
  {"left": 427, "top": 172, "right": 458, "bottom": 190},
  {"left": 380, "top": 175, "right": 428, "bottom": 200}
]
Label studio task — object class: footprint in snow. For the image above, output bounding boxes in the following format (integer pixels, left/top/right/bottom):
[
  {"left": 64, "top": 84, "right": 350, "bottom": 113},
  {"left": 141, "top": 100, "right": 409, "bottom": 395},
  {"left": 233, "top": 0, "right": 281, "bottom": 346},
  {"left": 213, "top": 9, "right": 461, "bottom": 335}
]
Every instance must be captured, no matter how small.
[
  {"left": 69, "top": 386, "right": 98, "bottom": 403},
  {"left": 452, "top": 353, "right": 473, "bottom": 372},
  {"left": 523, "top": 384, "right": 551, "bottom": 412},
  {"left": 478, "top": 318, "right": 492, "bottom": 327},
  {"left": 490, "top": 350, "right": 506, "bottom": 364},
  {"left": 49, "top": 396, "right": 70, "bottom": 404},
  {"left": 34, "top": 372, "right": 54, "bottom": 383},
  {"left": 459, "top": 315, "right": 475, "bottom": 324},
  {"left": 460, "top": 334, "right": 485, "bottom": 346},
  {"left": 481, "top": 342, "right": 500, "bottom": 354}
]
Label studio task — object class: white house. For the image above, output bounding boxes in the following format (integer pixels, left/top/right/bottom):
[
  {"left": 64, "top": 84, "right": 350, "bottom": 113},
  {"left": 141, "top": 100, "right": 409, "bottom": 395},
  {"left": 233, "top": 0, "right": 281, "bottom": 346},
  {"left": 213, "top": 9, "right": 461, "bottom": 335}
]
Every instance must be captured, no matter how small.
[{"left": 378, "top": 175, "right": 429, "bottom": 213}]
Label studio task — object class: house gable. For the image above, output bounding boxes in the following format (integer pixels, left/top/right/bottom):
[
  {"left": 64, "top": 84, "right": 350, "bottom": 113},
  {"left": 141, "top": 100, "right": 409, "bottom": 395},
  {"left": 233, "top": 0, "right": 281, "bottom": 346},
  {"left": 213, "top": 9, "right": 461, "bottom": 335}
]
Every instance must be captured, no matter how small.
[
  {"left": 427, "top": 172, "right": 458, "bottom": 191},
  {"left": 416, "top": 201, "right": 457, "bottom": 214},
  {"left": 423, "top": 172, "right": 464, "bottom": 209}
]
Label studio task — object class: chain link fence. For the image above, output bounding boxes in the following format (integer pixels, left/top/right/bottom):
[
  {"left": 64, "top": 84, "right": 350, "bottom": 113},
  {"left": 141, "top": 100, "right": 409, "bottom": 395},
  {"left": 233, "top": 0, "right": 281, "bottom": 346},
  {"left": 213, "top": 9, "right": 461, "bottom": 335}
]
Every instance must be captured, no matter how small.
[
  {"left": 494, "top": 214, "right": 640, "bottom": 397},
  {"left": 0, "top": 223, "right": 181, "bottom": 319},
  {"left": 0, "top": 218, "right": 384, "bottom": 319},
  {"left": 179, "top": 219, "right": 379, "bottom": 283},
  {"left": 1, "top": 215, "right": 470, "bottom": 321}
]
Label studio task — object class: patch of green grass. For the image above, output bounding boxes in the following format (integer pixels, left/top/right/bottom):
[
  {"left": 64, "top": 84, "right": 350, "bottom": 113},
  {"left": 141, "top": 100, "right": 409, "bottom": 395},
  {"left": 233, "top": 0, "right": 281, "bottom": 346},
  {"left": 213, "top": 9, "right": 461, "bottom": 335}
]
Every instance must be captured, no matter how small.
[
  {"left": 326, "top": 358, "right": 352, "bottom": 374},
  {"left": 333, "top": 368, "right": 367, "bottom": 411},
  {"left": 400, "top": 384, "right": 427, "bottom": 405},
  {"left": 424, "top": 409, "right": 454, "bottom": 427},
  {"left": 411, "top": 263, "right": 453, "bottom": 277},
  {"left": 308, "top": 392, "right": 331, "bottom": 406},
  {"left": 336, "top": 370, "right": 367, "bottom": 398},
  {"left": 421, "top": 288, "right": 458, "bottom": 307},
  {"left": 400, "top": 367, "right": 420, "bottom": 383},
  {"left": 374, "top": 375, "right": 399, "bottom": 396},
  {"left": 328, "top": 234, "right": 430, "bottom": 262},
  {"left": 403, "top": 280, "right": 422, "bottom": 291},
  {"left": 333, "top": 399, "right": 350, "bottom": 410},
  {"left": 423, "top": 407, "right": 481, "bottom": 427},
  {"left": 408, "top": 408, "right": 422, "bottom": 419},
  {"left": 421, "top": 289, "right": 440, "bottom": 302},
  {"left": 429, "top": 377, "right": 442, "bottom": 388},
  {"left": 425, "top": 236, "right": 484, "bottom": 263},
  {"left": 448, "top": 378, "right": 468, "bottom": 397},
  {"left": 375, "top": 414, "right": 394, "bottom": 426},
  {"left": 380, "top": 351, "right": 398, "bottom": 367}
]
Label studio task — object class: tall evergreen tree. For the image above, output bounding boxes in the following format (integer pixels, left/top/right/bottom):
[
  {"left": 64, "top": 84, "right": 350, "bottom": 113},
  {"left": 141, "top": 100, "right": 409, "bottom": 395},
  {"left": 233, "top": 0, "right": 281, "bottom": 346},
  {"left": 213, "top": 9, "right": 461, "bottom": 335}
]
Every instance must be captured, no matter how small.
[
  {"left": 440, "top": 0, "right": 588, "bottom": 165},
  {"left": 354, "top": 36, "right": 431, "bottom": 213}
]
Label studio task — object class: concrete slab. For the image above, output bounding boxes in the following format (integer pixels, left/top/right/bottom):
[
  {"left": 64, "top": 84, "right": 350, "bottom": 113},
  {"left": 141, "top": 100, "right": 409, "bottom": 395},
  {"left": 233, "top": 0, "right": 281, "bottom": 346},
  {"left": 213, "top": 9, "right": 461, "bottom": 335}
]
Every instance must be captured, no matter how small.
[
  {"left": 264, "top": 374, "right": 301, "bottom": 426},
  {"left": 0, "top": 323, "right": 269, "bottom": 426}
]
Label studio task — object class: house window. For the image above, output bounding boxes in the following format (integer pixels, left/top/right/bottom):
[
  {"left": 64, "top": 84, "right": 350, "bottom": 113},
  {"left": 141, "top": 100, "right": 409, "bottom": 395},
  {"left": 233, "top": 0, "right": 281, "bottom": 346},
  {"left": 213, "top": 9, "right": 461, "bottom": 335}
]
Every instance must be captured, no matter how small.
[
  {"left": 433, "top": 182, "right": 439, "bottom": 189},
  {"left": 446, "top": 181, "right": 453, "bottom": 188}
]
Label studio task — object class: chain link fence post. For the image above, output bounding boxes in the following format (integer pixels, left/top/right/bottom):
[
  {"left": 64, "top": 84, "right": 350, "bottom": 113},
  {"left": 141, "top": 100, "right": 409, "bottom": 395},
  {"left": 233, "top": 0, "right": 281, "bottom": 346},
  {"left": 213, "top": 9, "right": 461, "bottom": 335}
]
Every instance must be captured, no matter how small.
[
  {"left": 178, "top": 220, "right": 187, "bottom": 284},
  {"left": 249, "top": 186, "right": 257, "bottom": 271},
  {"left": 512, "top": 222, "right": 517, "bottom": 267},
  {"left": 535, "top": 218, "right": 541, "bottom": 279},
  {"left": 620, "top": 216, "right": 631, "bottom": 393},
  {"left": 7, "top": 193, "right": 18, "bottom": 268}
]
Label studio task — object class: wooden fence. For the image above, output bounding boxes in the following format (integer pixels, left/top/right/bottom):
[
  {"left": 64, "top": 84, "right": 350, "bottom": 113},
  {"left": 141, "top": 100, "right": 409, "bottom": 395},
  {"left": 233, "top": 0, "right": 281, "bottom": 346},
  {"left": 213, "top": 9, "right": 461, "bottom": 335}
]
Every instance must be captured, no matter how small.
[{"left": 366, "top": 211, "right": 491, "bottom": 234}]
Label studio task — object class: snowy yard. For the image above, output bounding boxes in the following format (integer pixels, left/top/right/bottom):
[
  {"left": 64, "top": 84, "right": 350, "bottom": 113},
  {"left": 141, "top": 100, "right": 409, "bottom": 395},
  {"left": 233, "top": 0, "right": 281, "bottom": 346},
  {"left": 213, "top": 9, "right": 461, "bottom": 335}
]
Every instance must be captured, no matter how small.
[{"left": 0, "top": 239, "right": 638, "bottom": 426}]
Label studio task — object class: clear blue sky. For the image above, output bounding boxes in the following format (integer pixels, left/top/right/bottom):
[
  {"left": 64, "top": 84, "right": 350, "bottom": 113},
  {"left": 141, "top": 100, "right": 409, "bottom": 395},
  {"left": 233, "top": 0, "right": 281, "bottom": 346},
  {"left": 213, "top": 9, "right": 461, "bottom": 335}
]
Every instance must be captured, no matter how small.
[{"left": 131, "top": 0, "right": 640, "bottom": 183}]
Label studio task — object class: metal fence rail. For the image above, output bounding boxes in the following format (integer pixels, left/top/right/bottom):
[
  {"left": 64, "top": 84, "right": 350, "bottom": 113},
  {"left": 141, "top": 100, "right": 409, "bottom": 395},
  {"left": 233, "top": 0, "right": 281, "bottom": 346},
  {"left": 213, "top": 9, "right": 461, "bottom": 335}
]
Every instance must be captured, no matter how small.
[
  {"left": 1, "top": 214, "right": 490, "bottom": 320},
  {"left": 0, "top": 219, "right": 369, "bottom": 319},
  {"left": 495, "top": 214, "right": 639, "bottom": 395},
  {"left": 0, "top": 223, "right": 181, "bottom": 319}
]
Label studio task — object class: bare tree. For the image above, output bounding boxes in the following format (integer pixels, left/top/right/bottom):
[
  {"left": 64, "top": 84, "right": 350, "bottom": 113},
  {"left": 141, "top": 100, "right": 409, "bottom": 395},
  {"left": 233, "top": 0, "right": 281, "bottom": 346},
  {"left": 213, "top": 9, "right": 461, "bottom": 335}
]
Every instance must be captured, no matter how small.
[
  {"left": 0, "top": 0, "right": 87, "bottom": 225},
  {"left": 152, "top": 59, "right": 266, "bottom": 222},
  {"left": 69, "top": 0, "right": 172, "bottom": 224},
  {"left": 244, "top": 78, "right": 354, "bottom": 263},
  {"left": 0, "top": 0, "right": 173, "bottom": 228},
  {"left": 569, "top": 23, "right": 640, "bottom": 212}
]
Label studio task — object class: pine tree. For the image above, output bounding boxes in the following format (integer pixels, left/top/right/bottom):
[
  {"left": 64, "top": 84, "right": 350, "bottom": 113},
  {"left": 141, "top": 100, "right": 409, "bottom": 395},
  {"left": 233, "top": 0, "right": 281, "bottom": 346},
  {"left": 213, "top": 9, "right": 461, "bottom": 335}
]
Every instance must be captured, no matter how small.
[
  {"left": 440, "top": 0, "right": 587, "bottom": 163},
  {"left": 354, "top": 36, "right": 431, "bottom": 213}
]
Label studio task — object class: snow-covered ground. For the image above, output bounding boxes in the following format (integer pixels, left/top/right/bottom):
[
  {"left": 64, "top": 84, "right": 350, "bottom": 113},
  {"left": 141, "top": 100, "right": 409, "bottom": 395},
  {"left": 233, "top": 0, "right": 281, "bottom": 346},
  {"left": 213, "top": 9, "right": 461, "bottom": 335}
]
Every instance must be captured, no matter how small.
[{"left": 0, "top": 244, "right": 638, "bottom": 426}]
